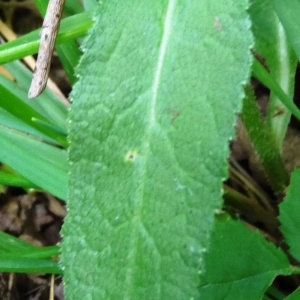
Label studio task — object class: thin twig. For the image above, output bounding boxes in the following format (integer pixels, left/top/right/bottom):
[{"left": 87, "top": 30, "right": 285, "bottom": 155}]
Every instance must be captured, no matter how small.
[{"left": 28, "top": 0, "right": 65, "bottom": 98}]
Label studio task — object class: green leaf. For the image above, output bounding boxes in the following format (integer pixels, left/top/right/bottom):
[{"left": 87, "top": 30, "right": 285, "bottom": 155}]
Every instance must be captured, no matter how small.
[
  {"left": 0, "top": 171, "right": 37, "bottom": 189},
  {"left": 62, "top": 1, "right": 252, "bottom": 299},
  {"left": 249, "top": 0, "right": 297, "bottom": 147},
  {"left": 0, "top": 231, "right": 59, "bottom": 258},
  {"left": 56, "top": 42, "right": 81, "bottom": 85},
  {"left": 0, "top": 75, "right": 67, "bottom": 146},
  {"left": 199, "top": 216, "right": 291, "bottom": 299},
  {"left": 3, "top": 60, "right": 68, "bottom": 134},
  {"left": 0, "top": 127, "right": 67, "bottom": 200},
  {"left": 0, "top": 246, "right": 59, "bottom": 260},
  {"left": 252, "top": 59, "right": 300, "bottom": 122},
  {"left": 0, "top": 12, "right": 93, "bottom": 64},
  {"left": 0, "top": 231, "right": 38, "bottom": 252},
  {"left": 270, "top": 0, "right": 300, "bottom": 62},
  {"left": 0, "top": 257, "right": 61, "bottom": 274},
  {"left": 279, "top": 169, "right": 300, "bottom": 261},
  {"left": 0, "top": 107, "right": 58, "bottom": 145},
  {"left": 0, "top": 231, "right": 60, "bottom": 274},
  {"left": 65, "top": 0, "right": 85, "bottom": 15},
  {"left": 34, "top": 0, "right": 84, "bottom": 16},
  {"left": 241, "top": 85, "right": 288, "bottom": 191}
]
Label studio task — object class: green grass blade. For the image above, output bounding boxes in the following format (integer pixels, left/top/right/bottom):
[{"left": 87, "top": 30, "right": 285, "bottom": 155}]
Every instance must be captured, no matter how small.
[
  {"left": 65, "top": 0, "right": 84, "bottom": 15},
  {"left": 0, "top": 127, "right": 67, "bottom": 200},
  {"left": 0, "top": 231, "right": 38, "bottom": 252},
  {"left": 0, "top": 171, "right": 37, "bottom": 188},
  {"left": 0, "top": 246, "right": 59, "bottom": 260},
  {"left": 34, "top": 0, "right": 84, "bottom": 15},
  {"left": 55, "top": 42, "right": 81, "bottom": 85},
  {"left": 4, "top": 60, "right": 68, "bottom": 133},
  {"left": 0, "top": 75, "right": 67, "bottom": 146},
  {"left": 0, "top": 257, "right": 61, "bottom": 274},
  {"left": 0, "top": 107, "right": 60, "bottom": 145},
  {"left": 252, "top": 59, "right": 300, "bottom": 121},
  {"left": 0, "top": 12, "right": 93, "bottom": 64},
  {"left": 0, "top": 231, "right": 59, "bottom": 259}
]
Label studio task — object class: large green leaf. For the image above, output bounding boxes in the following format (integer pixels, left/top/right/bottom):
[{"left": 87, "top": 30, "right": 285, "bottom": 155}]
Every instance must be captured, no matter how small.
[
  {"left": 279, "top": 169, "right": 300, "bottom": 262},
  {"left": 199, "top": 216, "right": 291, "bottom": 299},
  {"left": 62, "top": 1, "right": 253, "bottom": 298}
]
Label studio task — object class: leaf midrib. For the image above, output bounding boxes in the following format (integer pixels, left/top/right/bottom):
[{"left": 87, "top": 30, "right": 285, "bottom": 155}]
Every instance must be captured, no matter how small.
[{"left": 125, "top": 0, "right": 177, "bottom": 297}]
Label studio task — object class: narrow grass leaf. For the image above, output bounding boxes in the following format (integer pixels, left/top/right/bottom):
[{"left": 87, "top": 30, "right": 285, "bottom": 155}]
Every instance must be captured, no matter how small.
[
  {"left": 0, "top": 171, "right": 37, "bottom": 189},
  {"left": 0, "top": 257, "right": 61, "bottom": 274},
  {"left": 0, "top": 107, "right": 59, "bottom": 145},
  {"left": 252, "top": 59, "right": 300, "bottom": 121},
  {"left": 0, "top": 232, "right": 59, "bottom": 259},
  {"left": 0, "top": 246, "right": 59, "bottom": 260},
  {"left": 0, "top": 127, "right": 67, "bottom": 200},
  {"left": 55, "top": 42, "right": 81, "bottom": 85},
  {"left": 34, "top": 0, "right": 84, "bottom": 16},
  {"left": 0, "top": 76, "right": 67, "bottom": 145},
  {"left": 3, "top": 60, "right": 68, "bottom": 133},
  {"left": 0, "top": 12, "right": 93, "bottom": 64},
  {"left": 0, "top": 231, "right": 38, "bottom": 252}
]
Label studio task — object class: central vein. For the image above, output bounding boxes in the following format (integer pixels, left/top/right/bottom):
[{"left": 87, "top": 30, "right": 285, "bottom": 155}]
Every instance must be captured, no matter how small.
[
  {"left": 126, "top": 1, "right": 177, "bottom": 296},
  {"left": 150, "top": 0, "right": 176, "bottom": 126}
]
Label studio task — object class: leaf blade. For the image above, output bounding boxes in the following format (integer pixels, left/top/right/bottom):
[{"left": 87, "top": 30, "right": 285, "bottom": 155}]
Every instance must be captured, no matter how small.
[
  {"left": 249, "top": 0, "right": 297, "bottom": 146},
  {"left": 62, "top": 1, "right": 253, "bottom": 298},
  {"left": 199, "top": 217, "right": 291, "bottom": 299},
  {"left": 0, "top": 127, "right": 67, "bottom": 200}
]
